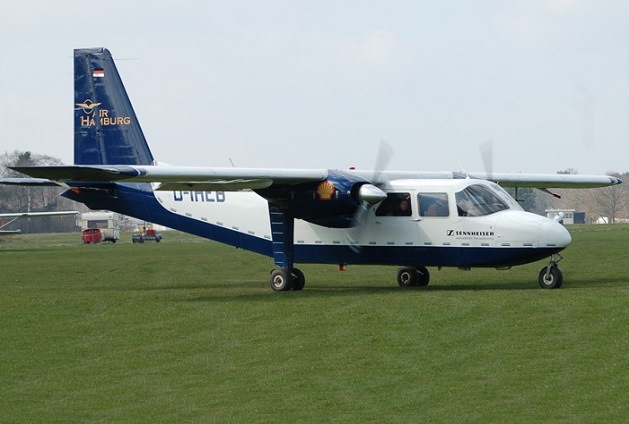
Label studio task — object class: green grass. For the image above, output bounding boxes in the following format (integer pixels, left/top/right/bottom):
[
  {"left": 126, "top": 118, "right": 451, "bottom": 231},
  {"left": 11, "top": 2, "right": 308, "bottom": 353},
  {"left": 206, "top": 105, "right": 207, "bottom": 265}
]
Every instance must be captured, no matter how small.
[{"left": 1, "top": 226, "right": 627, "bottom": 423}]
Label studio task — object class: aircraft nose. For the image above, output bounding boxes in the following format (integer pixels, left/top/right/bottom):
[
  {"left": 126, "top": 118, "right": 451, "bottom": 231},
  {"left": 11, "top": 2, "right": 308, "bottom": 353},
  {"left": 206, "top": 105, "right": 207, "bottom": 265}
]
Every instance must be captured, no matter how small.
[{"left": 539, "top": 219, "right": 572, "bottom": 248}]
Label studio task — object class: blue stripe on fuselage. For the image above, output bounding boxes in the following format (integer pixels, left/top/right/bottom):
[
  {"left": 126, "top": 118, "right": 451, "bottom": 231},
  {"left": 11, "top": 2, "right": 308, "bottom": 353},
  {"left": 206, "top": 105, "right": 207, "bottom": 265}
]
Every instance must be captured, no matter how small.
[
  {"left": 63, "top": 182, "right": 272, "bottom": 256},
  {"left": 293, "top": 245, "right": 561, "bottom": 267}
]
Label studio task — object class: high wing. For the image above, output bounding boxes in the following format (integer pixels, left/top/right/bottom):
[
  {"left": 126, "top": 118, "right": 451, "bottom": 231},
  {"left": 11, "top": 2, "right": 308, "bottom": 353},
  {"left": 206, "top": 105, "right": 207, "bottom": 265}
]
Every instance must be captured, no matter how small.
[
  {"left": 468, "top": 172, "right": 623, "bottom": 189},
  {"left": 353, "top": 170, "right": 622, "bottom": 189},
  {"left": 8, "top": 165, "right": 329, "bottom": 191},
  {"left": 8, "top": 165, "right": 622, "bottom": 191}
]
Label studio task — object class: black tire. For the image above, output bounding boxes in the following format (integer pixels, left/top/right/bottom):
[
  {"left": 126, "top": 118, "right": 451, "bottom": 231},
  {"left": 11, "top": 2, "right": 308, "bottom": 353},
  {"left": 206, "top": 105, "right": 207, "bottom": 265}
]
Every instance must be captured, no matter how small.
[
  {"left": 538, "top": 266, "right": 563, "bottom": 289},
  {"left": 397, "top": 267, "right": 419, "bottom": 287},
  {"left": 291, "top": 268, "right": 306, "bottom": 291},
  {"left": 416, "top": 266, "right": 430, "bottom": 286},
  {"left": 270, "top": 268, "right": 293, "bottom": 291}
]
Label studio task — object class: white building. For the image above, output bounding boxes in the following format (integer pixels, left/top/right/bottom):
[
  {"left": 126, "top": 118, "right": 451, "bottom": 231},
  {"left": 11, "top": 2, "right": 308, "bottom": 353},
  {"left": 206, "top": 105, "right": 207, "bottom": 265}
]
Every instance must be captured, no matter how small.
[{"left": 545, "top": 209, "right": 576, "bottom": 225}]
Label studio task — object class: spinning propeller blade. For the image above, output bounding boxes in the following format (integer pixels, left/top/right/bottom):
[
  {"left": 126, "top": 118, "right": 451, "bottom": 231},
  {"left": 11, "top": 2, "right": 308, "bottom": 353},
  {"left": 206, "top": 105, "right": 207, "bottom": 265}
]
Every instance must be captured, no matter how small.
[
  {"left": 346, "top": 140, "right": 391, "bottom": 253},
  {"left": 480, "top": 139, "right": 494, "bottom": 181}
]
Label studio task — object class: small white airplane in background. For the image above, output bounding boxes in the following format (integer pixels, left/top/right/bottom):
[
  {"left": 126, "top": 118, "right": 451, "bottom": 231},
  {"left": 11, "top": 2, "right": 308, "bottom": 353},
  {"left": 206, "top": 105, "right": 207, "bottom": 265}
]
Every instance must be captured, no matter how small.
[
  {"left": 2, "top": 48, "right": 621, "bottom": 291},
  {"left": 0, "top": 211, "right": 79, "bottom": 235}
]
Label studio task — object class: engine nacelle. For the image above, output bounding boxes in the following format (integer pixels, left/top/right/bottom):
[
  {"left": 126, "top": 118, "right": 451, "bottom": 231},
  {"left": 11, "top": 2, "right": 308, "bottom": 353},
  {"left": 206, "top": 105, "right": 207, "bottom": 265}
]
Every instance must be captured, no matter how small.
[{"left": 256, "top": 170, "right": 386, "bottom": 228}]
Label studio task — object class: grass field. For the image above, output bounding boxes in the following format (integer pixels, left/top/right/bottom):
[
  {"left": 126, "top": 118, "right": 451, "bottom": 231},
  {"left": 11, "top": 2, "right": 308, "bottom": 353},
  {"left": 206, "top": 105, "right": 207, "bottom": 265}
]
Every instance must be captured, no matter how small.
[{"left": 1, "top": 225, "right": 627, "bottom": 422}]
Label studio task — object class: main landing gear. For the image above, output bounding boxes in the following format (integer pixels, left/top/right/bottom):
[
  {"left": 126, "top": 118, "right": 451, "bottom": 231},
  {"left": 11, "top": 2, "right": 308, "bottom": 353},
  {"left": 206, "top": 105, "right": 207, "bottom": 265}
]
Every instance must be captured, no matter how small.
[
  {"left": 397, "top": 266, "right": 430, "bottom": 287},
  {"left": 267, "top": 204, "right": 306, "bottom": 292},
  {"left": 538, "top": 254, "right": 564, "bottom": 289},
  {"left": 270, "top": 268, "right": 306, "bottom": 291}
]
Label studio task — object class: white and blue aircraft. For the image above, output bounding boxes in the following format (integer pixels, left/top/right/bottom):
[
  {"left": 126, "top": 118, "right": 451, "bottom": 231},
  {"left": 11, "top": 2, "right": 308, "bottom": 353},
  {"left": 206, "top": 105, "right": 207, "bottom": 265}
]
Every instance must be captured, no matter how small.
[
  {"left": 0, "top": 211, "right": 79, "bottom": 235},
  {"left": 4, "top": 48, "right": 622, "bottom": 290}
]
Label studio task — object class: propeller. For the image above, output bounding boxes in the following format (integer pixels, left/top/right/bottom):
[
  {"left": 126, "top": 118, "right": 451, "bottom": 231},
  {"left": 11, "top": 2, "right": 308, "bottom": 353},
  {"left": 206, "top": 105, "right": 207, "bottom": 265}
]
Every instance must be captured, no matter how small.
[
  {"left": 574, "top": 83, "right": 596, "bottom": 148},
  {"left": 346, "top": 139, "right": 392, "bottom": 253},
  {"left": 480, "top": 139, "right": 493, "bottom": 181},
  {"left": 372, "top": 139, "right": 394, "bottom": 185},
  {"left": 352, "top": 139, "right": 392, "bottom": 222}
]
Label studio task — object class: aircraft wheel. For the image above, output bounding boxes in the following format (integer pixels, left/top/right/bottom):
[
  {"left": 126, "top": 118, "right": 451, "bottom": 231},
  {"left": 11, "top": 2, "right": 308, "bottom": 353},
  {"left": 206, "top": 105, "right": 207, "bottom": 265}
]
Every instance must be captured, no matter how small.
[
  {"left": 270, "top": 268, "right": 293, "bottom": 291},
  {"left": 397, "top": 267, "right": 419, "bottom": 287},
  {"left": 538, "top": 266, "right": 563, "bottom": 289},
  {"left": 416, "top": 266, "right": 430, "bottom": 286},
  {"left": 291, "top": 268, "right": 306, "bottom": 291}
]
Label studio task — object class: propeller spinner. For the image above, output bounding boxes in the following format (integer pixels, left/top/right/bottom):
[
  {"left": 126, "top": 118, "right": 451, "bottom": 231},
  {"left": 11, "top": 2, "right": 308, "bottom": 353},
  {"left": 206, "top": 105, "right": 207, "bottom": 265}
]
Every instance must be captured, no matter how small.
[{"left": 357, "top": 183, "right": 387, "bottom": 206}]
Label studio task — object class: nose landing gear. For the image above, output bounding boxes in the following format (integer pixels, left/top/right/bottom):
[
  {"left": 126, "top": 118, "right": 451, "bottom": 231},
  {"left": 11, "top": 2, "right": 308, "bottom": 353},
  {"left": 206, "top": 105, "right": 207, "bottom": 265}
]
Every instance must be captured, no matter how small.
[
  {"left": 538, "top": 253, "right": 564, "bottom": 289},
  {"left": 397, "top": 266, "right": 430, "bottom": 287}
]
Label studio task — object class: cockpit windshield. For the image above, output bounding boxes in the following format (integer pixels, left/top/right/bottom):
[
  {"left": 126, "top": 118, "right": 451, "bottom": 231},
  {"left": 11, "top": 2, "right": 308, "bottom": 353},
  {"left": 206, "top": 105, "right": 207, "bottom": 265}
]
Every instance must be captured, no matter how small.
[
  {"left": 490, "top": 183, "right": 523, "bottom": 211},
  {"left": 456, "top": 184, "right": 510, "bottom": 217}
]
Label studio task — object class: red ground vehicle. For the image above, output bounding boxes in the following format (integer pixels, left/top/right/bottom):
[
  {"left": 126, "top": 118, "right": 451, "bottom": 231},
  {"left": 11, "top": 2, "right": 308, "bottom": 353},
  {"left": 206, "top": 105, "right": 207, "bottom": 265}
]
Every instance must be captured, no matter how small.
[
  {"left": 81, "top": 228, "right": 102, "bottom": 244},
  {"left": 132, "top": 228, "right": 163, "bottom": 243}
]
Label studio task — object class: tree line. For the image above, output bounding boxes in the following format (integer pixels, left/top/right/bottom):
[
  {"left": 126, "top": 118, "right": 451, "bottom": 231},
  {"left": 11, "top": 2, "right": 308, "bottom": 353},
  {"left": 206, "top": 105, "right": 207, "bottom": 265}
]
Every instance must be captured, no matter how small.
[{"left": 0, "top": 151, "right": 85, "bottom": 233}]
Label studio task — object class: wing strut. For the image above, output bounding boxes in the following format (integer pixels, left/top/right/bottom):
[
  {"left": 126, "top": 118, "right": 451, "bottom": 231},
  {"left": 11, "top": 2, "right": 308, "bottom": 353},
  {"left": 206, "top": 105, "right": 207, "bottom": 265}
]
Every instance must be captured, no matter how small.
[{"left": 537, "top": 188, "right": 562, "bottom": 199}]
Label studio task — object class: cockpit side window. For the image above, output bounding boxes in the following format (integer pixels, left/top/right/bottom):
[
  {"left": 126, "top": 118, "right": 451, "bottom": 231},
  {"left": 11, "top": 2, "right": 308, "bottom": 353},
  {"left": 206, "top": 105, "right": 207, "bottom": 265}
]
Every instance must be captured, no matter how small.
[
  {"left": 456, "top": 184, "right": 509, "bottom": 217},
  {"left": 418, "top": 193, "right": 449, "bottom": 217},
  {"left": 375, "top": 192, "right": 412, "bottom": 217}
]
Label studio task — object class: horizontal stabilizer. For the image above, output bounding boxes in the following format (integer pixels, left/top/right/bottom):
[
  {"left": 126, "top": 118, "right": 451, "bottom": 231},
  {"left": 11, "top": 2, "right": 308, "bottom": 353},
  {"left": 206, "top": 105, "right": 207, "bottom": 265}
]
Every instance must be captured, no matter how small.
[
  {"left": 0, "top": 177, "right": 64, "bottom": 187},
  {"left": 10, "top": 165, "right": 141, "bottom": 181}
]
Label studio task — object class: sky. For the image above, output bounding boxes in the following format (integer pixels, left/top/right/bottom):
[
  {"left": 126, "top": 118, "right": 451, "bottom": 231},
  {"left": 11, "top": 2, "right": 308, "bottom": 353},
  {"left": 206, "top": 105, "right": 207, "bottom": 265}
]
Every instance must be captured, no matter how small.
[{"left": 1, "top": 0, "right": 628, "bottom": 175}]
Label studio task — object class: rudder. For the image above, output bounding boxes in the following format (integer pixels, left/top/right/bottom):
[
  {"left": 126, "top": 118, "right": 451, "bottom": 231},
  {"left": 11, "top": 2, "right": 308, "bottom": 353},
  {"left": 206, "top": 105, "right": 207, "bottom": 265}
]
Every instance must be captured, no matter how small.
[{"left": 74, "top": 48, "right": 154, "bottom": 165}]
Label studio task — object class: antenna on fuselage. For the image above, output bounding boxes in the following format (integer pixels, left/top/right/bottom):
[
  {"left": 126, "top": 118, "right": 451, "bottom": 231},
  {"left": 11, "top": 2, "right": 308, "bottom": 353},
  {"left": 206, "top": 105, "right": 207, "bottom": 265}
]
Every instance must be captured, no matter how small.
[{"left": 453, "top": 140, "right": 494, "bottom": 181}]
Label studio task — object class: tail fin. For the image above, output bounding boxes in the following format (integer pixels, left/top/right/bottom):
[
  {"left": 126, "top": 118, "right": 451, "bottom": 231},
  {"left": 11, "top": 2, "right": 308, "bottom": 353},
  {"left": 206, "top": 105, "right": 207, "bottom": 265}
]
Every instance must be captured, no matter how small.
[{"left": 74, "top": 48, "right": 154, "bottom": 165}]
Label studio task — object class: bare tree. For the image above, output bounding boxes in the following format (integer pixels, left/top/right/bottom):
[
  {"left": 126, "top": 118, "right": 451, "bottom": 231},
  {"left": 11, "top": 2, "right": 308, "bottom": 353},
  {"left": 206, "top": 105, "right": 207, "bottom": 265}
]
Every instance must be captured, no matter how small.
[
  {"left": 538, "top": 170, "right": 628, "bottom": 223},
  {"left": 589, "top": 172, "right": 628, "bottom": 224}
]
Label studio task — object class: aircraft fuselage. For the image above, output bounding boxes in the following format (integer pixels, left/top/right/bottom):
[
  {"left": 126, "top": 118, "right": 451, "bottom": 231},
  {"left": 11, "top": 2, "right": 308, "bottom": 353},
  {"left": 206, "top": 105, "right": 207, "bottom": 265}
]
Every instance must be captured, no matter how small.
[{"left": 64, "top": 177, "right": 571, "bottom": 269}]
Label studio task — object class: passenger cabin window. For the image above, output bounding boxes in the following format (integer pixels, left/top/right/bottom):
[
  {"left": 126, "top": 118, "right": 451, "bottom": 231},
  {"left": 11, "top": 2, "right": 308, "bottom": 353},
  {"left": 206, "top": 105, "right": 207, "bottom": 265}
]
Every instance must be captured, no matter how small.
[
  {"left": 375, "top": 193, "right": 412, "bottom": 217},
  {"left": 456, "top": 184, "right": 509, "bottom": 217},
  {"left": 418, "top": 193, "right": 449, "bottom": 217}
]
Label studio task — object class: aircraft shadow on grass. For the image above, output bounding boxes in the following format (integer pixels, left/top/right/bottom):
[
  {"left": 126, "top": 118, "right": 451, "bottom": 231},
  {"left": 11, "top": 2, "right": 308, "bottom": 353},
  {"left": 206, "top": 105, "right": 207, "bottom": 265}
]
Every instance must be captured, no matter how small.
[{"left": 173, "top": 282, "right": 538, "bottom": 303}]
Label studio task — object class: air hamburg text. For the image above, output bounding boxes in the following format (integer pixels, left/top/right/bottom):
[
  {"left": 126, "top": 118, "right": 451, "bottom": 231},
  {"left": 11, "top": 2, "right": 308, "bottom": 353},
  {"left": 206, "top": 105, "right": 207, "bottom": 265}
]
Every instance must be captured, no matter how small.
[{"left": 80, "top": 109, "right": 131, "bottom": 127}]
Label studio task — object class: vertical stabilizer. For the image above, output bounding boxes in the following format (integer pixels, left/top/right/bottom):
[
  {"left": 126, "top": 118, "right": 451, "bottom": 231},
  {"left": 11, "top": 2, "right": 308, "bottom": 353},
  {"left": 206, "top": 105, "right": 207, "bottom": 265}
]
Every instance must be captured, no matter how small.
[{"left": 74, "top": 48, "right": 154, "bottom": 165}]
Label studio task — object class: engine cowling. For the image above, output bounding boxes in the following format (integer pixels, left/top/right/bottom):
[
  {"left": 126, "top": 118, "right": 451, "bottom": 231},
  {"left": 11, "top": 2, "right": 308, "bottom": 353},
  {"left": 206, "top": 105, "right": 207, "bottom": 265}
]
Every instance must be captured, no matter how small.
[{"left": 256, "top": 170, "right": 386, "bottom": 228}]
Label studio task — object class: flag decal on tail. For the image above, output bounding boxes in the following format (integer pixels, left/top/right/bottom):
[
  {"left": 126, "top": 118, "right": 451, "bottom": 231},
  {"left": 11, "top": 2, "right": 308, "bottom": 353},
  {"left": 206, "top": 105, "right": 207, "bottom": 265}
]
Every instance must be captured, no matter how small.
[{"left": 93, "top": 68, "right": 105, "bottom": 78}]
